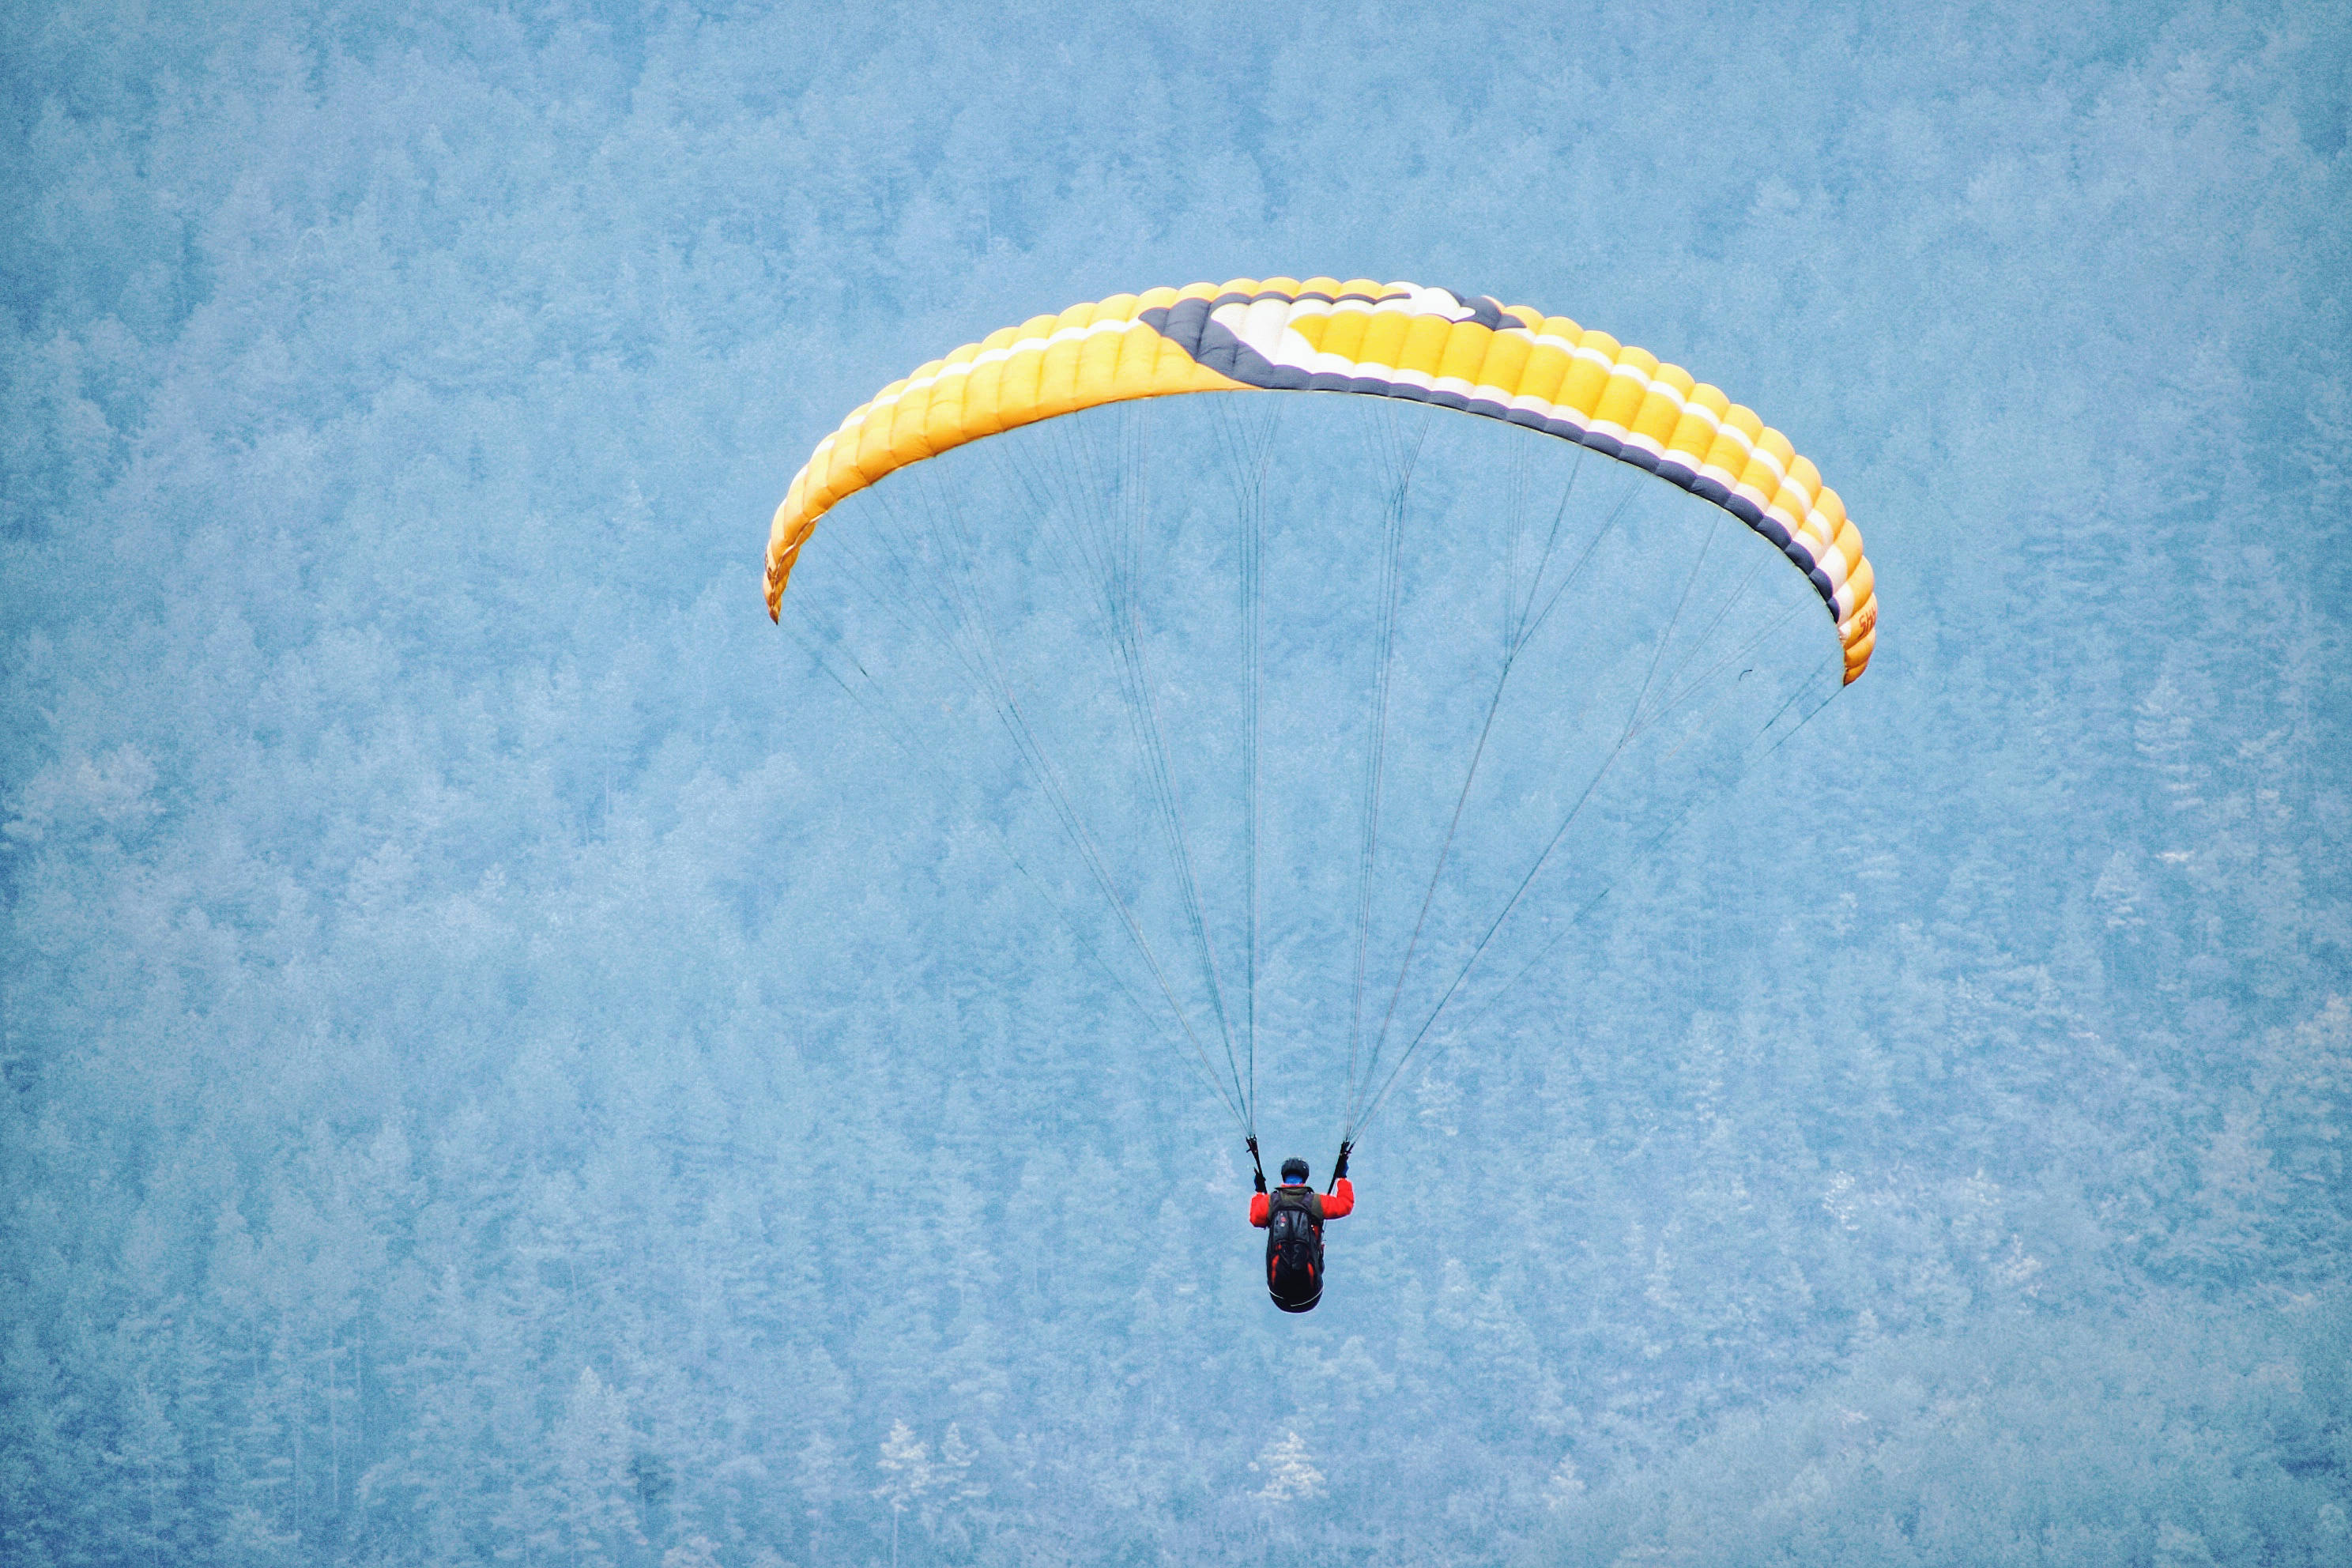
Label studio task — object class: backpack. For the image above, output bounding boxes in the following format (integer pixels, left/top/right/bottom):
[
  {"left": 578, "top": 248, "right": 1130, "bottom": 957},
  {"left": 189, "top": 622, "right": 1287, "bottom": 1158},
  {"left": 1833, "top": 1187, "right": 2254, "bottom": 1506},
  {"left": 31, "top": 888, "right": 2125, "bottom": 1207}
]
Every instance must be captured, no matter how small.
[{"left": 1265, "top": 1186, "right": 1325, "bottom": 1313}]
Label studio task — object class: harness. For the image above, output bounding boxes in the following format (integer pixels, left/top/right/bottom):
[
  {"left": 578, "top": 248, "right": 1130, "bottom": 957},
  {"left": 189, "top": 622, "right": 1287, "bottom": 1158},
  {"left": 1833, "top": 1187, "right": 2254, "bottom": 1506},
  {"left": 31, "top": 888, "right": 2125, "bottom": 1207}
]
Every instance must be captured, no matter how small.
[{"left": 1265, "top": 1184, "right": 1326, "bottom": 1313}]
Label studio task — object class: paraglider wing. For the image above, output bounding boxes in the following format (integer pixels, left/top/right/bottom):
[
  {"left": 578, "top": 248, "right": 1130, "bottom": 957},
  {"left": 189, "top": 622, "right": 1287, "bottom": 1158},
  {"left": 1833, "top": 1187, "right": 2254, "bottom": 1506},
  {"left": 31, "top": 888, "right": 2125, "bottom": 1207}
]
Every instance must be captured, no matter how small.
[{"left": 764, "top": 277, "right": 1876, "bottom": 684}]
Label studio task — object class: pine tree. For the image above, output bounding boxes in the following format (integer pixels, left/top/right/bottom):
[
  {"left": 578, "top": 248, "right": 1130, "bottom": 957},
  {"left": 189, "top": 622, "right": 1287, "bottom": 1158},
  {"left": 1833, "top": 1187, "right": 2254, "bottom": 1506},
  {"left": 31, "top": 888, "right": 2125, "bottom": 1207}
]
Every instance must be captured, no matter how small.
[
  {"left": 1250, "top": 1430, "right": 1323, "bottom": 1503},
  {"left": 873, "top": 1420, "right": 933, "bottom": 1568},
  {"left": 550, "top": 1367, "right": 645, "bottom": 1568}
]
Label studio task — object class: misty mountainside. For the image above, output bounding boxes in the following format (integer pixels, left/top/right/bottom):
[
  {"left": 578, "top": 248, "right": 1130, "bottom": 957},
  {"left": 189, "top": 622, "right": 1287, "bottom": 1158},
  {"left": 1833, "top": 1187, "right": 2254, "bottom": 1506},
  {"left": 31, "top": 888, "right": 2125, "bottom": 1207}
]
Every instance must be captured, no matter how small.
[{"left": 3, "top": 2, "right": 2350, "bottom": 1564}]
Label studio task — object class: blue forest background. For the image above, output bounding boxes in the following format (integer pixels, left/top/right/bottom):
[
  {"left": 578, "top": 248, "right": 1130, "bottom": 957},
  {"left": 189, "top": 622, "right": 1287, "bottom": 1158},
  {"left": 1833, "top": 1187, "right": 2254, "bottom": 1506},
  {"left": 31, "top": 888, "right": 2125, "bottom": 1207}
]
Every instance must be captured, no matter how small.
[{"left": 5, "top": 2, "right": 2350, "bottom": 1563}]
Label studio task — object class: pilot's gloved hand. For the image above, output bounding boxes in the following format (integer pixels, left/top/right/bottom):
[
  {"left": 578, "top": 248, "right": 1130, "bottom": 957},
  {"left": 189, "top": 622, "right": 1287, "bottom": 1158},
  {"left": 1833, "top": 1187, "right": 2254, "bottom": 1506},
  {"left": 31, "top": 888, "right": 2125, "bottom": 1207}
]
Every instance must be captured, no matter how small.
[
  {"left": 1253, "top": 1167, "right": 1268, "bottom": 1194},
  {"left": 1332, "top": 1142, "right": 1351, "bottom": 1182}
]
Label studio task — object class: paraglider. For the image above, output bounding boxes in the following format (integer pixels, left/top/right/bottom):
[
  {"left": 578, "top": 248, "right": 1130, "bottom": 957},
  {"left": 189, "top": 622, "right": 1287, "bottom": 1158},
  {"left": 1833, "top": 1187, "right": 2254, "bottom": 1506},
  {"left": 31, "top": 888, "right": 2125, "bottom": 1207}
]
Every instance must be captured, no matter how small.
[
  {"left": 763, "top": 278, "right": 1878, "bottom": 1313},
  {"left": 1250, "top": 1144, "right": 1355, "bottom": 1313}
]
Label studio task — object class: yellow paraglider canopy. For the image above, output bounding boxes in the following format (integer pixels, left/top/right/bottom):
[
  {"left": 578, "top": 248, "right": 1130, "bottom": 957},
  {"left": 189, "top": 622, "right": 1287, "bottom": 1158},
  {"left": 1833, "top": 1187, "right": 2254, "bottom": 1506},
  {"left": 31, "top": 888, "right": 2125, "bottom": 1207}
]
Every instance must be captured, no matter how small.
[{"left": 765, "top": 277, "right": 1875, "bottom": 682}]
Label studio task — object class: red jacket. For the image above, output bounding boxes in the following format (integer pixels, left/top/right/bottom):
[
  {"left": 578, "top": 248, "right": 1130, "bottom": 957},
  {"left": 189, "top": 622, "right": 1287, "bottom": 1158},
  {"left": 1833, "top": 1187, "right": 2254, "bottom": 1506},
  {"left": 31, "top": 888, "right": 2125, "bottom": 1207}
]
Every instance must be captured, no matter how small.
[{"left": 1251, "top": 1178, "right": 1355, "bottom": 1227}]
